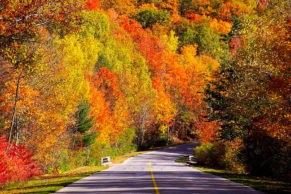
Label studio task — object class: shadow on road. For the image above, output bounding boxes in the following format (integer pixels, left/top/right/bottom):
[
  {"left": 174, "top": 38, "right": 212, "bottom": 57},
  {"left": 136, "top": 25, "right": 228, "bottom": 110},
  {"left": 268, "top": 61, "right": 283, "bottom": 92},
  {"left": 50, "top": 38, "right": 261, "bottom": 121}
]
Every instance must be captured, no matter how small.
[
  {"left": 57, "top": 143, "right": 260, "bottom": 194},
  {"left": 57, "top": 169, "right": 259, "bottom": 193}
]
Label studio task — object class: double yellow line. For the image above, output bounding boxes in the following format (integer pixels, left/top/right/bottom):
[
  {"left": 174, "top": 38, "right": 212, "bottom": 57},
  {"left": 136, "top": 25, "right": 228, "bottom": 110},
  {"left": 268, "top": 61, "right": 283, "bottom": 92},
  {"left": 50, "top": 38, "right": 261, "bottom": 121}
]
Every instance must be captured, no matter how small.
[{"left": 149, "top": 160, "right": 160, "bottom": 194}]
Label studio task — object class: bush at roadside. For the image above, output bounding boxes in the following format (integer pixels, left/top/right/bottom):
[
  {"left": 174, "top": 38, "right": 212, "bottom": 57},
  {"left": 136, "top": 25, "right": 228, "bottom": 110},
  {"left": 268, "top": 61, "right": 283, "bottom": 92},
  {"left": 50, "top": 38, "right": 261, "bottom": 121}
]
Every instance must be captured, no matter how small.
[
  {"left": 194, "top": 142, "right": 225, "bottom": 168},
  {"left": 194, "top": 140, "right": 246, "bottom": 173},
  {"left": 0, "top": 135, "right": 42, "bottom": 188}
]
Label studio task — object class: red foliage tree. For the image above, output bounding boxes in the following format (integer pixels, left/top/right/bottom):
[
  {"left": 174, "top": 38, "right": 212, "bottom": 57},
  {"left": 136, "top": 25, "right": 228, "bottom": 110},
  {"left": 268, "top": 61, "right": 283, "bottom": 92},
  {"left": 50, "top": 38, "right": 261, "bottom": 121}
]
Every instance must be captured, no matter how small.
[{"left": 0, "top": 135, "right": 42, "bottom": 188}]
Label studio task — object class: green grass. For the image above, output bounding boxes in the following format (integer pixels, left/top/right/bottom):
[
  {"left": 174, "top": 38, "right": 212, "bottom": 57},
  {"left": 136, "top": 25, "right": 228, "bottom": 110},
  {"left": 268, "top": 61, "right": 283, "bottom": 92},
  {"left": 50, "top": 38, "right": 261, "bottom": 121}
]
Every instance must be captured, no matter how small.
[
  {"left": 175, "top": 156, "right": 189, "bottom": 163},
  {"left": 176, "top": 156, "right": 291, "bottom": 194},
  {"left": 0, "top": 150, "right": 149, "bottom": 194},
  {"left": 0, "top": 166, "right": 108, "bottom": 194}
]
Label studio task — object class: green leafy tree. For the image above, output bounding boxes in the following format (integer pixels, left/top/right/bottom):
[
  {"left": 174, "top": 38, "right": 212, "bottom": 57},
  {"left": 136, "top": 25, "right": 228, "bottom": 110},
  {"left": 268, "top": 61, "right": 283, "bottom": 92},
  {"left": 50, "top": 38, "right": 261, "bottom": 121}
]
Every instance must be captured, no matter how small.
[
  {"left": 178, "top": 23, "right": 221, "bottom": 57},
  {"left": 135, "top": 9, "right": 171, "bottom": 29}
]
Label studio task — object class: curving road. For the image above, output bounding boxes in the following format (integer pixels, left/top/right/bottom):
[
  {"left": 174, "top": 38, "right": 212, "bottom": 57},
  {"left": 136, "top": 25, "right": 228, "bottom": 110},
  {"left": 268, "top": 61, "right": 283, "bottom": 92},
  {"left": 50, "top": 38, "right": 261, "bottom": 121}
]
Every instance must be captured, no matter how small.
[{"left": 56, "top": 143, "right": 262, "bottom": 194}]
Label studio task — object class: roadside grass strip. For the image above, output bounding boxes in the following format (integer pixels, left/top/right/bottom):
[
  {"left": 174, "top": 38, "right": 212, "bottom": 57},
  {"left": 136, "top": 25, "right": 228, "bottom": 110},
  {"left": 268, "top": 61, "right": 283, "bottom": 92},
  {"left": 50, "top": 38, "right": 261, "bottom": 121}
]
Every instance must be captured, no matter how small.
[
  {"left": 1, "top": 150, "right": 148, "bottom": 194},
  {"left": 0, "top": 166, "right": 108, "bottom": 194},
  {"left": 175, "top": 156, "right": 291, "bottom": 194}
]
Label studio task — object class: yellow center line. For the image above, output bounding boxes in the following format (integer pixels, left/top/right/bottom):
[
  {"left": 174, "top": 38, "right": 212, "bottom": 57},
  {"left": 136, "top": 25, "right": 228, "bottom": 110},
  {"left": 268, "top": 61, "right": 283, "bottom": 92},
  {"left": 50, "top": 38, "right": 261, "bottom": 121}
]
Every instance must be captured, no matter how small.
[{"left": 149, "top": 160, "right": 160, "bottom": 194}]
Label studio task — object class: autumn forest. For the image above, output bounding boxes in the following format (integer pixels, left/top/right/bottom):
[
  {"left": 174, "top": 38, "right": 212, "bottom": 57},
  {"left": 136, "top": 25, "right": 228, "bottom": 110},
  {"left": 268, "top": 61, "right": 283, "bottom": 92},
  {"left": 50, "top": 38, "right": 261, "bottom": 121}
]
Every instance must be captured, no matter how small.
[{"left": 0, "top": 0, "right": 290, "bottom": 188}]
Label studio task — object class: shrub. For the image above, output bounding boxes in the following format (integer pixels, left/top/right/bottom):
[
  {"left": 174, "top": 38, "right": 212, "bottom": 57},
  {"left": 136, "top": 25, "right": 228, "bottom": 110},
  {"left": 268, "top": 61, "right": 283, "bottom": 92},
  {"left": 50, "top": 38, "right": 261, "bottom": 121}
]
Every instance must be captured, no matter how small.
[
  {"left": 194, "top": 140, "right": 247, "bottom": 173},
  {"left": 155, "top": 135, "right": 168, "bottom": 147},
  {"left": 0, "top": 135, "right": 42, "bottom": 188},
  {"left": 118, "top": 127, "right": 137, "bottom": 154},
  {"left": 140, "top": 127, "right": 170, "bottom": 150},
  {"left": 243, "top": 131, "right": 291, "bottom": 179},
  {"left": 194, "top": 142, "right": 225, "bottom": 168},
  {"left": 89, "top": 128, "right": 137, "bottom": 165},
  {"left": 223, "top": 139, "right": 246, "bottom": 174}
]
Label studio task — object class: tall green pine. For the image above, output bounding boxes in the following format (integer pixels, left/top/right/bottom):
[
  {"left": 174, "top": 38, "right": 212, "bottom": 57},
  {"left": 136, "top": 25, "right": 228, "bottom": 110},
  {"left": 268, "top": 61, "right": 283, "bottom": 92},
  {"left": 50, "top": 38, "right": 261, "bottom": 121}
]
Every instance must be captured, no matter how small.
[{"left": 74, "top": 100, "right": 97, "bottom": 148}]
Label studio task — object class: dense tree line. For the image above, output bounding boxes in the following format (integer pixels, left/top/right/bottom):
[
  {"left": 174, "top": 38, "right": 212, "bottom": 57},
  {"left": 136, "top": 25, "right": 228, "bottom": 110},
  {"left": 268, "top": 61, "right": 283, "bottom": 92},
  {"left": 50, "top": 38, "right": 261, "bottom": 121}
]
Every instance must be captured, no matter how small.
[{"left": 0, "top": 0, "right": 289, "bottom": 186}]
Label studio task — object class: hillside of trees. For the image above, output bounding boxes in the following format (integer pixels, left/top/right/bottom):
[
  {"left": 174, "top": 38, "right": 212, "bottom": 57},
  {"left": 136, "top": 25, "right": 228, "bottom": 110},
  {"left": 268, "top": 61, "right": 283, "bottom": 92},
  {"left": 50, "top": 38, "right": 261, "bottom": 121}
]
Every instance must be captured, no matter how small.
[{"left": 0, "top": 0, "right": 290, "bottom": 186}]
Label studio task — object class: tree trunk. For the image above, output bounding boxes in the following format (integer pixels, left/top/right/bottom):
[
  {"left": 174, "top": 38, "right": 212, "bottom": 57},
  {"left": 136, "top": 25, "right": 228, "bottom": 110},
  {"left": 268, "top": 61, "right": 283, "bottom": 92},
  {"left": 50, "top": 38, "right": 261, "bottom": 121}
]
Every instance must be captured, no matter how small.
[
  {"left": 85, "top": 146, "right": 91, "bottom": 166},
  {"left": 8, "top": 70, "right": 22, "bottom": 144}
]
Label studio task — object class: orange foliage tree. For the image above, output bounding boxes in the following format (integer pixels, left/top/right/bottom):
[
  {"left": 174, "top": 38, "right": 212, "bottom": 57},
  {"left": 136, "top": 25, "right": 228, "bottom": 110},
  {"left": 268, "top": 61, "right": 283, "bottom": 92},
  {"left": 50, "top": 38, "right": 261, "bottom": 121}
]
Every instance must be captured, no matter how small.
[{"left": 89, "top": 68, "right": 129, "bottom": 144}]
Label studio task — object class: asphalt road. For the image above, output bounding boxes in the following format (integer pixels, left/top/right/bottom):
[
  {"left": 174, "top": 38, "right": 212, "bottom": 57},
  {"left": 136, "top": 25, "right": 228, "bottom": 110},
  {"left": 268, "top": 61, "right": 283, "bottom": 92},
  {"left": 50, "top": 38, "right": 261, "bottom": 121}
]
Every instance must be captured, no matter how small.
[{"left": 56, "top": 143, "right": 262, "bottom": 194}]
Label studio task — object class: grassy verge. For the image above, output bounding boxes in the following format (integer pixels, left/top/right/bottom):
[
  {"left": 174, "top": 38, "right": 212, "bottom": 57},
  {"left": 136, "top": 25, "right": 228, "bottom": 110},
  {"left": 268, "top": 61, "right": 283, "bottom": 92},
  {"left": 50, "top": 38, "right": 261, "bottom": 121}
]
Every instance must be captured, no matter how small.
[
  {"left": 175, "top": 156, "right": 291, "bottom": 194},
  {"left": 0, "top": 150, "right": 148, "bottom": 194},
  {"left": 0, "top": 166, "right": 108, "bottom": 194}
]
